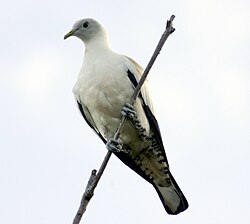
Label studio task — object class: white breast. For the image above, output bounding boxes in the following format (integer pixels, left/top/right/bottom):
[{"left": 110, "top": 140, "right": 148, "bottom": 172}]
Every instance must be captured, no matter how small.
[{"left": 73, "top": 51, "right": 136, "bottom": 139}]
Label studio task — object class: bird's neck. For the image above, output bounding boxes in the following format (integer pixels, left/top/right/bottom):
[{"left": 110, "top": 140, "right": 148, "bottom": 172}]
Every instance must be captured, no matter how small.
[{"left": 84, "top": 35, "right": 111, "bottom": 55}]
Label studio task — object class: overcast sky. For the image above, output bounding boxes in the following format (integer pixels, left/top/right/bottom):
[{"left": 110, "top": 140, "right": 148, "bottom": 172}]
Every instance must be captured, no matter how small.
[{"left": 1, "top": 0, "right": 250, "bottom": 223}]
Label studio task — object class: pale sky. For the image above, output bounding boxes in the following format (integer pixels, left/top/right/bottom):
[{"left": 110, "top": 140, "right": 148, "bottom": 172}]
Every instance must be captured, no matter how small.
[{"left": 1, "top": 0, "right": 250, "bottom": 223}]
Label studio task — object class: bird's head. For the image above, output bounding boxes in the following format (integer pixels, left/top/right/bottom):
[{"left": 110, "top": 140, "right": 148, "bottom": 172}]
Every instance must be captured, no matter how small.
[{"left": 64, "top": 18, "right": 108, "bottom": 44}]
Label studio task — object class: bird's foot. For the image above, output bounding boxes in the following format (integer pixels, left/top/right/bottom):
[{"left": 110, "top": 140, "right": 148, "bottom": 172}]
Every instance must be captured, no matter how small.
[
  {"left": 122, "top": 103, "right": 149, "bottom": 142},
  {"left": 106, "top": 138, "right": 124, "bottom": 153},
  {"left": 121, "top": 103, "right": 136, "bottom": 119}
]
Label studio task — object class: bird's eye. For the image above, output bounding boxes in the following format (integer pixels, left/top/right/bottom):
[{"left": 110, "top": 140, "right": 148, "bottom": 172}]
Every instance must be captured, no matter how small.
[{"left": 83, "top": 22, "right": 89, "bottom": 28}]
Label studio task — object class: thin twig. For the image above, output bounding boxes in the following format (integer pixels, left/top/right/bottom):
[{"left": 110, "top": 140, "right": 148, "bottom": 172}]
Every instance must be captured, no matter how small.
[{"left": 72, "top": 15, "right": 175, "bottom": 224}]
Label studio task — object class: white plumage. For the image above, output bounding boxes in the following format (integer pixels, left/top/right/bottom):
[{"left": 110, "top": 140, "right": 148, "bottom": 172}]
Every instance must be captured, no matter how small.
[{"left": 64, "top": 18, "right": 188, "bottom": 214}]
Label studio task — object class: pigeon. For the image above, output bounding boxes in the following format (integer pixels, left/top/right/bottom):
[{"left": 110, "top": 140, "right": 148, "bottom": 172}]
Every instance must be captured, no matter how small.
[{"left": 64, "top": 18, "right": 188, "bottom": 214}]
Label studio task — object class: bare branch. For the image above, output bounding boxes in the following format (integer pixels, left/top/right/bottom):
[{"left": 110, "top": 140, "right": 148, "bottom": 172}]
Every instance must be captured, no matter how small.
[{"left": 72, "top": 15, "right": 176, "bottom": 224}]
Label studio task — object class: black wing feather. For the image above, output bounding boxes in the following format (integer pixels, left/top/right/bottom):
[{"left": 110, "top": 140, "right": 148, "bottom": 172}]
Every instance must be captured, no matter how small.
[
  {"left": 77, "top": 101, "right": 107, "bottom": 144},
  {"left": 127, "top": 69, "right": 168, "bottom": 164}
]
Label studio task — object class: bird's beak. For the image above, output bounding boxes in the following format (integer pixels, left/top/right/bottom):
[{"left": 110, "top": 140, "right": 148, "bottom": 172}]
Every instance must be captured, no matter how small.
[{"left": 64, "top": 29, "right": 77, "bottom": 40}]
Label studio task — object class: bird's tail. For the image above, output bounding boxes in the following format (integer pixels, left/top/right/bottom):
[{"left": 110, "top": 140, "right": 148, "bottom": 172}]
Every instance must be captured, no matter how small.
[{"left": 153, "top": 170, "right": 188, "bottom": 215}]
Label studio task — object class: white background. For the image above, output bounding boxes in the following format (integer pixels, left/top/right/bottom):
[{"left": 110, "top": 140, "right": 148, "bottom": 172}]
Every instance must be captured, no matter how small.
[{"left": 1, "top": 0, "right": 249, "bottom": 223}]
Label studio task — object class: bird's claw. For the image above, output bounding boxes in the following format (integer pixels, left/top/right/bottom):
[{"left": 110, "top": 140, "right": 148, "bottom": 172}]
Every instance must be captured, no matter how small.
[
  {"left": 121, "top": 103, "right": 149, "bottom": 142},
  {"left": 106, "top": 138, "right": 123, "bottom": 153},
  {"left": 122, "top": 103, "right": 149, "bottom": 142},
  {"left": 121, "top": 103, "right": 136, "bottom": 119}
]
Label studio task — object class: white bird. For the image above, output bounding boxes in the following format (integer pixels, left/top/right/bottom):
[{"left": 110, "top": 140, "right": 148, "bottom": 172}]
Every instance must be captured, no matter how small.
[{"left": 64, "top": 18, "right": 188, "bottom": 215}]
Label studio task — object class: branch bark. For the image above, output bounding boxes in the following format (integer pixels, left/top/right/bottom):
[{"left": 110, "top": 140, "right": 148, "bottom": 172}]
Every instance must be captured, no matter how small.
[{"left": 72, "top": 15, "right": 175, "bottom": 224}]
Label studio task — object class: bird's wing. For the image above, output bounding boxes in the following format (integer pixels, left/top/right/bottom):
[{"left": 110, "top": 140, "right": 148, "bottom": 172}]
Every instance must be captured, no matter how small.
[
  {"left": 117, "top": 57, "right": 188, "bottom": 214},
  {"left": 125, "top": 56, "right": 167, "bottom": 162},
  {"left": 76, "top": 100, "right": 107, "bottom": 144},
  {"left": 125, "top": 56, "right": 155, "bottom": 112}
]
